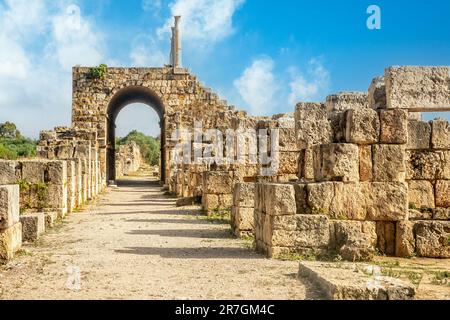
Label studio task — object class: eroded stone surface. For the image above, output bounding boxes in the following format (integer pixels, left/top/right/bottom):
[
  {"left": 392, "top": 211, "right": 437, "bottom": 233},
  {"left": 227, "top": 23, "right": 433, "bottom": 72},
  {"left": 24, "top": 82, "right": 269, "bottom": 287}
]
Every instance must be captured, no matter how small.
[
  {"left": 298, "top": 261, "right": 416, "bottom": 300},
  {"left": 414, "top": 221, "right": 450, "bottom": 258},
  {"left": 0, "top": 185, "right": 20, "bottom": 229},
  {"left": 386, "top": 66, "right": 450, "bottom": 111},
  {"left": 20, "top": 213, "right": 45, "bottom": 242}
]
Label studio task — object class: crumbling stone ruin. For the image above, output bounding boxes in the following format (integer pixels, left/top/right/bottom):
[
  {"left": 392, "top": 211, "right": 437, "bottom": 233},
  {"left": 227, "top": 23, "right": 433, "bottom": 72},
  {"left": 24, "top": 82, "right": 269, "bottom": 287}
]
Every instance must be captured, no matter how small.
[
  {"left": 252, "top": 67, "right": 450, "bottom": 261},
  {"left": 0, "top": 65, "right": 449, "bottom": 263},
  {"left": 115, "top": 142, "right": 141, "bottom": 179}
]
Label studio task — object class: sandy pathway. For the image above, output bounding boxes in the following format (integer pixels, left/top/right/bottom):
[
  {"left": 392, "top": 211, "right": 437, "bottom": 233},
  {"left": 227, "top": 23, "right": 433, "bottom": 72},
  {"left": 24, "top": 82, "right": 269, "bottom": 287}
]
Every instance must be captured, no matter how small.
[{"left": 0, "top": 175, "right": 319, "bottom": 300}]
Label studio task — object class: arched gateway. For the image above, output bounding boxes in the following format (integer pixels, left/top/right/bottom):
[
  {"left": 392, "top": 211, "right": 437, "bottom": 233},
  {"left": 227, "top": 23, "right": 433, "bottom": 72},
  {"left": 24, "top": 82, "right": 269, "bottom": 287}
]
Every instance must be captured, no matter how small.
[
  {"left": 105, "top": 86, "right": 166, "bottom": 183},
  {"left": 71, "top": 66, "right": 232, "bottom": 186}
]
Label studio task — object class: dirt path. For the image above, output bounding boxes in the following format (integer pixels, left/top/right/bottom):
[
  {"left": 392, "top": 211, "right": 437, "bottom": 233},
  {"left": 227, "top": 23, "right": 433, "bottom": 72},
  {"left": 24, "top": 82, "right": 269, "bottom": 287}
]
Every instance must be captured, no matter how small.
[{"left": 0, "top": 174, "right": 319, "bottom": 300}]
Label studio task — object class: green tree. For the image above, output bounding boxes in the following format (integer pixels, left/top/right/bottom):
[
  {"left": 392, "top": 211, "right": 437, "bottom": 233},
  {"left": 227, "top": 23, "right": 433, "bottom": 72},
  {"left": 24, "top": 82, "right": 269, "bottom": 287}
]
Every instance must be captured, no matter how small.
[
  {"left": 116, "top": 130, "right": 160, "bottom": 166},
  {"left": 0, "top": 121, "right": 21, "bottom": 138},
  {"left": 0, "top": 122, "right": 37, "bottom": 160}
]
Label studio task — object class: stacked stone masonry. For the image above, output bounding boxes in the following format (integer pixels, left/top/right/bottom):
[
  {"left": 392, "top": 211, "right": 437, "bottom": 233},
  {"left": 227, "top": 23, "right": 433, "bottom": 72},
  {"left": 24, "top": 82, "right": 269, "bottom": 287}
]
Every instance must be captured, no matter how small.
[
  {"left": 115, "top": 142, "right": 142, "bottom": 179},
  {"left": 2, "top": 65, "right": 449, "bottom": 262},
  {"left": 254, "top": 66, "right": 450, "bottom": 260}
]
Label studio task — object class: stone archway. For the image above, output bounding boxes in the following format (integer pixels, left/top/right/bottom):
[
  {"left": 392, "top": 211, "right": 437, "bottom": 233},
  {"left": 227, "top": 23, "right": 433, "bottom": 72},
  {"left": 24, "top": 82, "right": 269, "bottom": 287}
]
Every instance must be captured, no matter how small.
[{"left": 106, "top": 86, "right": 166, "bottom": 183}]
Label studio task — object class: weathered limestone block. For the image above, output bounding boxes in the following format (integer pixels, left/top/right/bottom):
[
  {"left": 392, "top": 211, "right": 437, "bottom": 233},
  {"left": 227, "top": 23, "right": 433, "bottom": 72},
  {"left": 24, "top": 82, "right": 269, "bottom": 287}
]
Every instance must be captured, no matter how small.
[
  {"left": 362, "top": 182, "right": 408, "bottom": 221},
  {"left": 44, "top": 211, "right": 58, "bottom": 229},
  {"left": 218, "top": 194, "right": 233, "bottom": 208},
  {"left": 406, "top": 150, "right": 450, "bottom": 180},
  {"left": 0, "top": 185, "right": 20, "bottom": 229},
  {"left": 372, "top": 145, "right": 406, "bottom": 182},
  {"left": 326, "top": 92, "right": 369, "bottom": 111},
  {"left": 269, "top": 215, "right": 330, "bottom": 249},
  {"left": 264, "top": 183, "right": 296, "bottom": 216},
  {"left": 380, "top": 109, "right": 408, "bottom": 144},
  {"left": 433, "top": 208, "right": 450, "bottom": 220},
  {"left": 203, "top": 171, "right": 233, "bottom": 194},
  {"left": 314, "top": 144, "right": 359, "bottom": 182},
  {"left": 306, "top": 182, "right": 366, "bottom": 220},
  {"left": 376, "top": 222, "right": 396, "bottom": 256},
  {"left": 330, "top": 183, "right": 366, "bottom": 220},
  {"left": 274, "top": 151, "right": 300, "bottom": 175},
  {"left": 359, "top": 146, "right": 373, "bottom": 182},
  {"left": 295, "top": 102, "right": 328, "bottom": 122},
  {"left": 20, "top": 213, "right": 45, "bottom": 242},
  {"left": 396, "top": 221, "right": 416, "bottom": 258},
  {"left": 233, "top": 183, "right": 255, "bottom": 208},
  {"left": 435, "top": 180, "right": 450, "bottom": 208},
  {"left": 0, "top": 222, "right": 22, "bottom": 260},
  {"left": 0, "top": 160, "right": 20, "bottom": 184},
  {"left": 278, "top": 128, "right": 298, "bottom": 152},
  {"left": 47, "top": 184, "right": 68, "bottom": 218},
  {"left": 431, "top": 119, "right": 450, "bottom": 149},
  {"left": 231, "top": 207, "right": 254, "bottom": 235},
  {"left": 331, "top": 221, "right": 377, "bottom": 261},
  {"left": 345, "top": 108, "right": 380, "bottom": 144},
  {"left": 407, "top": 120, "right": 431, "bottom": 150},
  {"left": 306, "top": 182, "right": 334, "bottom": 215},
  {"left": 414, "top": 221, "right": 450, "bottom": 258},
  {"left": 407, "top": 180, "right": 435, "bottom": 209},
  {"left": 298, "top": 149, "right": 315, "bottom": 181},
  {"left": 203, "top": 194, "right": 219, "bottom": 211},
  {"left": 296, "top": 120, "right": 333, "bottom": 149},
  {"left": 21, "top": 161, "right": 47, "bottom": 184},
  {"left": 368, "top": 76, "right": 386, "bottom": 110},
  {"left": 385, "top": 66, "right": 450, "bottom": 111}
]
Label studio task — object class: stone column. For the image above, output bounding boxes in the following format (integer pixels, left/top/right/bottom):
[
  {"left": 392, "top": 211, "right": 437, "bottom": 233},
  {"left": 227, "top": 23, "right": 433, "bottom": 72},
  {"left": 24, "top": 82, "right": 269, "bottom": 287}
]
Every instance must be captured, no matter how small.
[{"left": 170, "top": 16, "right": 182, "bottom": 68}]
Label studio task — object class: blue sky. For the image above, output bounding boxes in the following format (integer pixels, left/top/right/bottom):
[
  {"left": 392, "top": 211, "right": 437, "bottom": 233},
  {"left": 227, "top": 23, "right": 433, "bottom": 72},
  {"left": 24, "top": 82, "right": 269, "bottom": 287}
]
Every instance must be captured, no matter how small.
[{"left": 0, "top": 0, "right": 449, "bottom": 138}]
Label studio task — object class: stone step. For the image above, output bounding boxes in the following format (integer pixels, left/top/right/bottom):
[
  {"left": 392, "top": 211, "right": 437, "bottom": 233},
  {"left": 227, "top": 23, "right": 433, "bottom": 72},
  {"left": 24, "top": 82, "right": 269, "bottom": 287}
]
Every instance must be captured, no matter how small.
[{"left": 298, "top": 261, "right": 415, "bottom": 300}]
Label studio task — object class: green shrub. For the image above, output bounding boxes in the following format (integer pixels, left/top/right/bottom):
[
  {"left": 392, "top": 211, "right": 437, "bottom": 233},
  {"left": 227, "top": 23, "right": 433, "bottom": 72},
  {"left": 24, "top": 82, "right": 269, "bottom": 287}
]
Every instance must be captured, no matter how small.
[{"left": 87, "top": 64, "right": 108, "bottom": 79}]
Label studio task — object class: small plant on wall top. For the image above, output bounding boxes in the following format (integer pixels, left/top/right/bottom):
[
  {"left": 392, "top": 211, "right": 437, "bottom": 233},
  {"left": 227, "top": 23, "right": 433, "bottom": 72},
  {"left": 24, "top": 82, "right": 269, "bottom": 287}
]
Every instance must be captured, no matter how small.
[{"left": 87, "top": 64, "right": 107, "bottom": 80}]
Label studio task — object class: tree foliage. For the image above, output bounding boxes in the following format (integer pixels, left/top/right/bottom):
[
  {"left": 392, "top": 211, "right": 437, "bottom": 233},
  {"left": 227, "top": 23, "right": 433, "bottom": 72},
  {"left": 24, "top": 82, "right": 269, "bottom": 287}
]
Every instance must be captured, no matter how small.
[
  {"left": 0, "top": 121, "right": 21, "bottom": 138},
  {"left": 116, "top": 130, "right": 160, "bottom": 166},
  {"left": 0, "top": 122, "right": 37, "bottom": 159}
]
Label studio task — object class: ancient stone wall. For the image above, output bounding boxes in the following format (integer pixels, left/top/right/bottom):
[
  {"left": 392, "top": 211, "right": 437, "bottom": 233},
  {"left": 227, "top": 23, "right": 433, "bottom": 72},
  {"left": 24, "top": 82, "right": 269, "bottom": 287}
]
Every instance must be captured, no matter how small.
[
  {"left": 115, "top": 142, "right": 141, "bottom": 179},
  {"left": 253, "top": 66, "right": 450, "bottom": 261}
]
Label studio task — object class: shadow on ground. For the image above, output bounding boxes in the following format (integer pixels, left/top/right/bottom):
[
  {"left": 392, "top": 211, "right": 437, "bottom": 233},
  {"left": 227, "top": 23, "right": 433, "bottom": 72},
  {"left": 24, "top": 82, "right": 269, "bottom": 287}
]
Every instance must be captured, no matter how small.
[{"left": 115, "top": 246, "right": 262, "bottom": 259}]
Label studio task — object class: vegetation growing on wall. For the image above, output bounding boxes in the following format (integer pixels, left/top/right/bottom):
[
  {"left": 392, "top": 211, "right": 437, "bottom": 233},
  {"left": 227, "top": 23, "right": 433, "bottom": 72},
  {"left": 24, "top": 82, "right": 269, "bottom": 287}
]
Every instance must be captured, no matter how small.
[
  {"left": 116, "top": 130, "right": 160, "bottom": 166},
  {"left": 17, "top": 179, "right": 49, "bottom": 213},
  {"left": 87, "top": 64, "right": 108, "bottom": 79},
  {"left": 0, "top": 122, "right": 37, "bottom": 159}
]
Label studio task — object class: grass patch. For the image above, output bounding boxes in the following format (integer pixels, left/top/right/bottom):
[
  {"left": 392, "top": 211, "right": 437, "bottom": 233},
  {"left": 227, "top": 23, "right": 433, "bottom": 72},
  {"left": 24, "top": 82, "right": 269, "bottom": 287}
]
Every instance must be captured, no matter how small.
[{"left": 431, "top": 271, "right": 450, "bottom": 286}]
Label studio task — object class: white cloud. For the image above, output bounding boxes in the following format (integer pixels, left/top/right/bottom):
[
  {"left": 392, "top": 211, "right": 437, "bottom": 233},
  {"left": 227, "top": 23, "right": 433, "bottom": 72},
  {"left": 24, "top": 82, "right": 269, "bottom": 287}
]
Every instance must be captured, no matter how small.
[
  {"left": 233, "top": 57, "right": 277, "bottom": 115},
  {"left": 50, "top": 4, "right": 103, "bottom": 70},
  {"left": 288, "top": 58, "right": 330, "bottom": 106},
  {"left": 232, "top": 56, "right": 331, "bottom": 115},
  {"left": 130, "top": 34, "right": 167, "bottom": 67},
  {"left": 0, "top": 2, "right": 106, "bottom": 138},
  {"left": 157, "top": 0, "right": 244, "bottom": 46}
]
